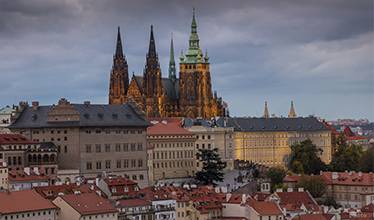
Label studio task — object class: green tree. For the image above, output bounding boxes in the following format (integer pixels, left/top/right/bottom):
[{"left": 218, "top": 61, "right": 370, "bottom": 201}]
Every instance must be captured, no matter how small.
[
  {"left": 297, "top": 176, "right": 326, "bottom": 198},
  {"left": 359, "top": 147, "right": 374, "bottom": 172},
  {"left": 195, "top": 148, "right": 226, "bottom": 186},
  {"left": 330, "top": 134, "right": 363, "bottom": 172},
  {"left": 266, "top": 166, "right": 286, "bottom": 191},
  {"left": 321, "top": 196, "right": 340, "bottom": 208},
  {"left": 289, "top": 139, "right": 326, "bottom": 174}
]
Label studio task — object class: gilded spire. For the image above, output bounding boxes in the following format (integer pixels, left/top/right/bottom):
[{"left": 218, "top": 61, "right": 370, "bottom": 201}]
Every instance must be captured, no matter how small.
[
  {"left": 168, "top": 33, "right": 176, "bottom": 81},
  {"left": 263, "top": 101, "right": 269, "bottom": 118},
  {"left": 288, "top": 101, "right": 297, "bottom": 118}
]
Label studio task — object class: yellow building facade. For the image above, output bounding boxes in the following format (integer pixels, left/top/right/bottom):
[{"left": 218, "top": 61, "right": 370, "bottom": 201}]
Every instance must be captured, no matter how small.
[{"left": 218, "top": 117, "right": 332, "bottom": 167}]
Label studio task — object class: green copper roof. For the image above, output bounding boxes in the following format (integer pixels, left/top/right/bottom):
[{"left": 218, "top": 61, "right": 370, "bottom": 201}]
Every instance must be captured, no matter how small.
[{"left": 180, "top": 8, "right": 208, "bottom": 64}]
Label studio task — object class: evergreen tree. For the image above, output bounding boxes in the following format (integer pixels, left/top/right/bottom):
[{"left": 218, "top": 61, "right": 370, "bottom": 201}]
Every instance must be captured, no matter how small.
[
  {"left": 266, "top": 166, "right": 286, "bottom": 191},
  {"left": 289, "top": 139, "right": 326, "bottom": 174},
  {"left": 297, "top": 176, "right": 326, "bottom": 198},
  {"left": 360, "top": 148, "right": 374, "bottom": 172},
  {"left": 330, "top": 134, "right": 363, "bottom": 172},
  {"left": 195, "top": 148, "right": 226, "bottom": 186}
]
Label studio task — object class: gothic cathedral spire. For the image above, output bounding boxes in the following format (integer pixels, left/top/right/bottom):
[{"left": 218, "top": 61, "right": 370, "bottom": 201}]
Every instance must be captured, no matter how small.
[
  {"left": 288, "top": 101, "right": 297, "bottom": 118},
  {"left": 143, "top": 25, "right": 161, "bottom": 98},
  {"left": 109, "top": 26, "right": 129, "bottom": 104},
  {"left": 263, "top": 101, "right": 270, "bottom": 118},
  {"left": 168, "top": 34, "right": 176, "bottom": 82}
]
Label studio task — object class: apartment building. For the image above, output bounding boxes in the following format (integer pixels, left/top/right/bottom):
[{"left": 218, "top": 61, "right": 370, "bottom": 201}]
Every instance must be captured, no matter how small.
[
  {"left": 147, "top": 118, "right": 196, "bottom": 184},
  {"left": 9, "top": 98, "right": 149, "bottom": 187}
]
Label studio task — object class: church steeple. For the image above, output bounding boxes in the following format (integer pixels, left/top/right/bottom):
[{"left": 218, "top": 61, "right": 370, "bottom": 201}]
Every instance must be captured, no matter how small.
[
  {"left": 109, "top": 26, "right": 129, "bottom": 104},
  {"left": 168, "top": 34, "right": 176, "bottom": 82},
  {"left": 115, "top": 26, "right": 124, "bottom": 58},
  {"left": 189, "top": 8, "right": 200, "bottom": 50},
  {"left": 143, "top": 25, "right": 161, "bottom": 98},
  {"left": 288, "top": 101, "right": 297, "bottom": 118},
  {"left": 263, "top": 101, "right": 270, "bottom": 118},
  {"left": 148, "top": 25, "right": 157, "bottom": 59}
]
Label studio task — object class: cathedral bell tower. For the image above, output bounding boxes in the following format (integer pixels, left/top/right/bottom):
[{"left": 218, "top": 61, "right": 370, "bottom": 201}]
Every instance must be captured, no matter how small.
[
  {"left": 179, "top": 9, "right": 220, "bottom": 118},
  {"left": 143, "top": 25, "right": 162, "bottom": 117},
  {"left": 109, "top": 27, "right": 129, "bottom": 104}
]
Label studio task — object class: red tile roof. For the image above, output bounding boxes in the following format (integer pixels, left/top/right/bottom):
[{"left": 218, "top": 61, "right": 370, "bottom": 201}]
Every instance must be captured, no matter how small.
[
  {"left": 0, "top": 134, "right": 36, "bottom": 144},
  {"left": 147, "top": 120, "right": 191, "bottom": 135},
  {"left": 0, "top": 190, "right": 56, "bottom": 214},
  {"left": 249, "top": 200, "right": 283, "bottom": 216},
  {"left": 292, "top": 214, "right": 334, "bottom": 220},
  {"left": 362, "top": 203, "right": 374, "bottom": 213},
  {"left": 117, "top": 198, "right": 151, "bottom": 208},
  {"left": 283, "top": 175, "right": 302, "bottom": 183},
  {"left": 104, "top": 176, "right": 137, "bottom": 186},
  {"left": 9, "top": 170, "right": 50, "bottom": 183},
  {"left": 321, "top": 171, "right": 374, "bottom": 186},
  {"left": 58, "top": 193, "right": 117, "bottom": 216},
  {"left": 276, "top": 191, "right": 320, "bottom": 212},
  {"left": 34, "top": 183, "right": 102, "bottom": 200}
]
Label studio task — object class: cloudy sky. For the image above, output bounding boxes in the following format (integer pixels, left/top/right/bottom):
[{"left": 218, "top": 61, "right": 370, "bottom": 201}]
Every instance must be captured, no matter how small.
[{"left": 0, "top": 0, "right": 373, "bottom": 120}]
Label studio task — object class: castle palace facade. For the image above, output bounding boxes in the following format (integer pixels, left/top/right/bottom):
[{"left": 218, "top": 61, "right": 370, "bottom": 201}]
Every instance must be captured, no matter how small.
[{"left": 108, "top": 10, "right": 226, "bottom": 118}]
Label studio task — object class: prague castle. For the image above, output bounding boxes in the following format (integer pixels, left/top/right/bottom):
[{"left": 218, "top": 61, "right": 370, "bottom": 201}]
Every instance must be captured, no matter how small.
[{"left": 108, "top": 10, "right": 226, "bottom": 118}]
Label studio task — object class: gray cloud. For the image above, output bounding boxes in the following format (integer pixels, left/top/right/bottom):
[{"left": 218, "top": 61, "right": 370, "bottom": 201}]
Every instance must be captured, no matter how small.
[{"left": 0, "top": 0, "right": 373, "bottom": 120}]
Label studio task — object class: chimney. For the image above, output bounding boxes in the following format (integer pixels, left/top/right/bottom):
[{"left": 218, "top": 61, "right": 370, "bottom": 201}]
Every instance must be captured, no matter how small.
[
  {"left": 298, "top": 188, "right": 304, "bottom": 192},
  {"left": 287, "top": 188, "right": 293, "bottom": 192},
  {"left": 276, "top": 188, "right": 283, "bottom": 192},
  {"left": 241, "top": 194, "right": 247, "bottom": 204},
  {"left": 32, "top": 101, "right": 39, "bottom": 110},
  {"left": 33, "top": 167, "right": 39, "bottom": 175},
  {"left": 332, "top": 172, "right": 339, "bottom": 180},
  {"left": 24, "top": 167, "right": 30, "bottom": 175}
]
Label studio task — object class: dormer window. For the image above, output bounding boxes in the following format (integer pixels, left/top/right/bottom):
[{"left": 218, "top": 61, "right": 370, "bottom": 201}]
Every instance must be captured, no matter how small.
[
  {"left": 125, "top": 114, "right": 132, "bottom": 119},
  {"left": 112, "top": 114, "right": 118, "bottom": 119},
  {"left": 83, "top": 113, "right": 90, "bottom": 119},
  {"left": 98, "top": 113, "right": 104, "bottom": 119},
  {"left": 124, "top": 187, "right": 129, "bottom": 192}
]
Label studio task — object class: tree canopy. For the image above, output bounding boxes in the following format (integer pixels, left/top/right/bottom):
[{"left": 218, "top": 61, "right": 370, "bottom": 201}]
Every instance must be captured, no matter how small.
[
  {"left": 195, "top": 148, "right": 226, "bottom": 186},
  {"left": 289, "top": 139, "right": 326, "bottom": 174},
  {"left": 297, "top": 176, "right": 326, "bottom": 198},
  {"left": 330, "top": 134, "right": 363, "bottom": 172},
  {"left": 266, "top": 166, "right": 286, "bottom": 191}
]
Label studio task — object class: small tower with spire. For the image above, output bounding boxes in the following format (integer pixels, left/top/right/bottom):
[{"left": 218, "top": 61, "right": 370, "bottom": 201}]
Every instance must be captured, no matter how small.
[
  {"left": 288, "top": 101, "right": 297, "bottom": 118},
  {"left": 168, "top": 33, "right": 176, "bottom": 82},
  {"left": 109, "top": 26, "right": 129, "bottom": 104},
  {"left": 263, "top": 101, "right": 270, "bottom": 118}
]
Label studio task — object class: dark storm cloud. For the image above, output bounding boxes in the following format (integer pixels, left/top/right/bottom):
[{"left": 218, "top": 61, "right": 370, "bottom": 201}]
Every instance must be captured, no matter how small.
[{"left": 0, "top": 0, "right": 373, "bottom": 120}]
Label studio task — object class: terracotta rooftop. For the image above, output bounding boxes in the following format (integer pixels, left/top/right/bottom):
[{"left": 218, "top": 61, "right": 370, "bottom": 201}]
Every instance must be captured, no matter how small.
[
  {"left": 276, "top": 191, "right": 320, "bottom": 212},
  {"left": 104, "top": 176, "right": 137, "bottom": 186},
  {"left": 147, "top": 120, "right": 192, "bottom": 135},
  {"left": 117, "top": 198, "right": 151, "bottom": 208},
  {"left": 0, "top": 133, "right": 36, "bottom": 144},
  {"left": 292, "top": 214, "right": 334, "bottom": 220},
  {"left": 58, "top": 193, "right": 117, "bottom": 216},
  {"left": 34, "top": 183, "right": 102, "bottom": 200},
  {"left": 9, "top": 170, "right": 50, "bottom": 183},
  {"left": 0, "top": 190, "right": 56, "bottom": 214},
  {"left": 249, "top": 200, "right": 283, "bottom": 216},
  {"left": 321, "top": 171, "right": 374, "bottom": 186}
]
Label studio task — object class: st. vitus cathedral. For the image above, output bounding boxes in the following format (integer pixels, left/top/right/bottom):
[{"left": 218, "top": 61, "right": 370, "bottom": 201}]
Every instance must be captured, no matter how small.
[{"left": 108, "top": 10, "right": 227, "bottom": 118}]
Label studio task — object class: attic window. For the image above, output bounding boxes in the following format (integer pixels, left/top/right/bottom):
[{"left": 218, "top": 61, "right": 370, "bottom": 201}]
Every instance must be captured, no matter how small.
[
  {"left": 125, "top": 114, "right": 132, "bottom": 119},
  {"left": 97, "top": 113, "right": 104, "bottom": 119},
  {"left": 84, "top": 113, "right": 90, "bottom": 119},
  {"left": 112, "top": 114, "right": 118, "bottom": 119},
  {"left": 31, "top": 114, "right": 38, "bottom": 121}
]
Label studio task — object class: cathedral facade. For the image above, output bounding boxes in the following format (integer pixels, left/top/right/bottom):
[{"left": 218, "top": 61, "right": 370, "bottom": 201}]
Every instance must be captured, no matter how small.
[{"left": 108, "top": 10, "right": 226, "bottom": 118}]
